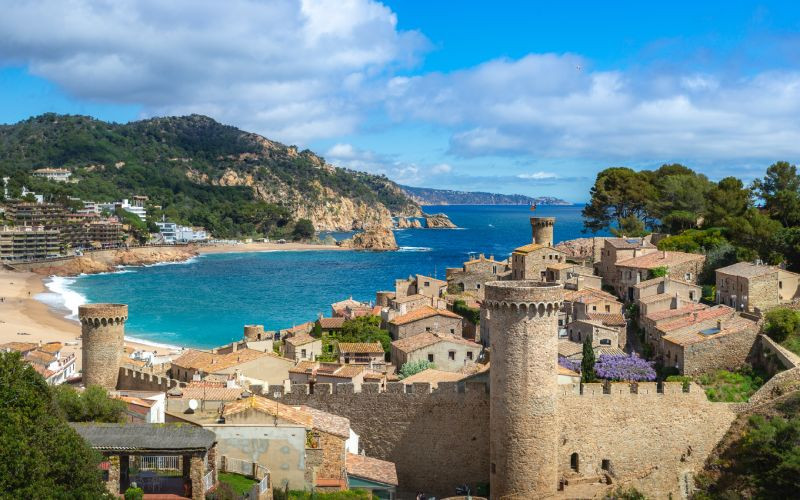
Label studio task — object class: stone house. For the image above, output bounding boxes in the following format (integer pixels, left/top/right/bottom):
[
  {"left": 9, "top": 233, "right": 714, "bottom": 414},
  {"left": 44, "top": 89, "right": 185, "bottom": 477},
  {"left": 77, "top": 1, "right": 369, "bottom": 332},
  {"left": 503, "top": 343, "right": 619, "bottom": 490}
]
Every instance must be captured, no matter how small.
[
  {"left": 510, "top": 243, "right": 567, "bottom": 280},
  {"left": 645, "top": 304, "right": 736, "bottom": 358},
  {"left": 170, "top": 348, "right": 294, "bottom": 386},
  {"left": 661, "top": 314, "right": 759, "bottom": 375},
  {"left": 289, "top": 361, "right": 368, "bottom": 391},
  {"left": 336, "top": 342, "right": 386, "bottom": 370},
  {"left": 331, "top": 297, "right": 367, "bottom": 317},
  {"left": 391, "top": 332, "right": 481, "bottom": 372},
  {"left": 565, "top": 319, "right": 622, "bottom": 348},
  {"left": 446, "top": 253, "right": 511, "bottom": 296},
  {"left": 633, "top": 276, "right": 701, "bottom": 320},
  {"left": 544, "top": 263, "right": 594, "bottom": 285},
  {"left": 615, "top": 250, "right": 705, "bottom": 301},
  {"left": 715, "top": 261, "right": 800, "bottom": 313},
  {"left": 2, "top": 340, "right": 76, "bottom": 385},
  {"left": 284, "top": 333, "right": 323, "bottom": 362},
  {"left": 316, "top": 317, "right": 346, "bottom": 335},
  {"left": 387, "top": 305, "right": 463, "bottom": 340},
  {"left": 561, "top": 288, "right": 623, "bottom": 325},
  {"left": 595, "top": 237, "right": 657, "bottom": 292},
  {"left": 281, "top": 321, "right": 315, "bottom": 339},
  {"left": 415, "top": 274, "right": 447, "bottom": 299}
]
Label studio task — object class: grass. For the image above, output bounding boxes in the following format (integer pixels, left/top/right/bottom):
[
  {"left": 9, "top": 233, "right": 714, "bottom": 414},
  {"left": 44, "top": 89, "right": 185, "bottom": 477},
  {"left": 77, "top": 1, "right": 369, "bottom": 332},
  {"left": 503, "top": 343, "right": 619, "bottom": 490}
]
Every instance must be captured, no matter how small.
[
  {"left": 697, "top": 366, "right": 767, "bottom": 402},
  {"left": 218, "top": 472, "right": 257, "bottom": 496},
  {"left": 781, "top": 332, "right": 800, "bottom": 357},
  {"left": 282, "top": 490, "right": 374, "bottom": 500}
]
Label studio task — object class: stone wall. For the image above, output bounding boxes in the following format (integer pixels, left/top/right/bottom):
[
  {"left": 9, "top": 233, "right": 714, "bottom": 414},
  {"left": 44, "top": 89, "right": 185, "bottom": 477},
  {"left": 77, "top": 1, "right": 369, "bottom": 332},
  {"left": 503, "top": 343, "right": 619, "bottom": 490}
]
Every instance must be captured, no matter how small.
[
  {"left": 117, "top": 367, "right": 187, "bottom": 392},
  {"left": 317, "top": 432, "right": 346, "bottom": 481},
  {"left": 389, "top": 315, "right": 463, "bottom": 340},
  {"left": 673, "top": 324, "right": 759, "bottom": 376}
]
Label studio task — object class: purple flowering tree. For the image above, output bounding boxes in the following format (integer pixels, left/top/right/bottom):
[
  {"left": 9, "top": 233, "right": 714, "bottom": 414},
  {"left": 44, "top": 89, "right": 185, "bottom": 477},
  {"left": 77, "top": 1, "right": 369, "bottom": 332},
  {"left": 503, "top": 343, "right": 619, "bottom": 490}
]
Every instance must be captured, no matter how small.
[
  {"left": 595, "top": 353, "right": 656, "bottom": 382},
  {"left": 558, "top": 356, "right": 581, "bottom": 373}
]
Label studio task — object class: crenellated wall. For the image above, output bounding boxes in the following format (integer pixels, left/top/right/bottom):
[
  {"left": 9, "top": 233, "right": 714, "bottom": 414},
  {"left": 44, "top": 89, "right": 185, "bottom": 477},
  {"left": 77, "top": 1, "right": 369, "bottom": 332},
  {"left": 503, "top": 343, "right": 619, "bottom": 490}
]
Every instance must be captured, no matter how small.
[{"left": 117, "top": 367, "right": 187, "bottom": 392}]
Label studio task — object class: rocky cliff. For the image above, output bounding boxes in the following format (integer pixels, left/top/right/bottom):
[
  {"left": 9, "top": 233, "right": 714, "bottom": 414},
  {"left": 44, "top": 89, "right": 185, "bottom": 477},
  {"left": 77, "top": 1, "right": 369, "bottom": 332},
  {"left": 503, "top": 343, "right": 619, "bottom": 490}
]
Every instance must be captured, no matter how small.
[
  {"left": 424, "top": 213, "right": 458, "bottom": 228},
  {"left": 337, "top": 228, "right": 398, "bottom": 251},
  {"left": 25, "top": 246, "right": 198, "bottom": 276}
]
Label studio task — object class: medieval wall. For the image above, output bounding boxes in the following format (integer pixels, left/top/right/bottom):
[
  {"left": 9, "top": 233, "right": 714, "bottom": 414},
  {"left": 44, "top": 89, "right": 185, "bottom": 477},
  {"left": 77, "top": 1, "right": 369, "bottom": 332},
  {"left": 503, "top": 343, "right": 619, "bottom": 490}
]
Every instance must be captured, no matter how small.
[
  {"left": 678, "top": 325, "right": 759, "bottom": 376},
  {"left": 117, "top": 367, "right": 187, "bottom": 392},
  {"left": 558, "top": 382, "right": 736, "bottom": 498}
]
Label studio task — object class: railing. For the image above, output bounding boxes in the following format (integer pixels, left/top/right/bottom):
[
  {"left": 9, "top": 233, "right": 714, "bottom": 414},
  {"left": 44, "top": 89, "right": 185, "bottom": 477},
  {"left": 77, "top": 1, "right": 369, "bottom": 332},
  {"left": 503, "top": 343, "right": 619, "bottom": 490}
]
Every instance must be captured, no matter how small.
[
  {"left": 138, "top": 455, "right": 180, "bottom": 471},
  {"left": 202, "top": 470, "right": 214, "bottom": 492},
  {"left": 224, "top": 457, "right": 253, "bottom": 476},
  {"left": 259, "top": 473, "right": 270, "bottom": 494}
]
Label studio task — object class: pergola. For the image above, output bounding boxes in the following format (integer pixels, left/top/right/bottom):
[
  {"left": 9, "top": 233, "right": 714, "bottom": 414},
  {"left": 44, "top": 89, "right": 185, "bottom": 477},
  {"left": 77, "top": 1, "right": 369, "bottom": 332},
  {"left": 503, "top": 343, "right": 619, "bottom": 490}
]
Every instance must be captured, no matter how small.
[{"left": 70, "top": 423, "right": 217, "bottom": 499}]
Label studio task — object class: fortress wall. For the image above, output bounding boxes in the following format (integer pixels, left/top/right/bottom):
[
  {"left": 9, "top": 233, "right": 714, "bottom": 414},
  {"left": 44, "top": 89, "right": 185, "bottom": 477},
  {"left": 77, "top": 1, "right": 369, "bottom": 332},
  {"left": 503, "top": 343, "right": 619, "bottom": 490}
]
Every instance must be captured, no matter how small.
[
  {"left": 271, "top": 381, "right": 490, "bottom": 497},
  {"left": 558, "top": 382, "right": 736, "bottom": 497},
  {"left": 117, "top": 367, "right": 186, "bottom": 392}
]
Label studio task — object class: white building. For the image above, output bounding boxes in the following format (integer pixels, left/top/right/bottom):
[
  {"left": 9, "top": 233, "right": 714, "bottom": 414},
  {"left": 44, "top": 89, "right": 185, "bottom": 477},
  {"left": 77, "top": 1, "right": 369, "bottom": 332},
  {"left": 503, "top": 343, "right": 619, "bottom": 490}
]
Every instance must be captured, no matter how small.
[
  {"left": 155, "top": 222, "right": 178, "bottom": 243},
  {"left": 33, "top": 168, "right": 72, "bottom": 182},
  {"left": 98, "top": 197, "right": 147, "bottom": 221},
  {"left": 156, "top": 221, "right": 207, "bottom": 243}
]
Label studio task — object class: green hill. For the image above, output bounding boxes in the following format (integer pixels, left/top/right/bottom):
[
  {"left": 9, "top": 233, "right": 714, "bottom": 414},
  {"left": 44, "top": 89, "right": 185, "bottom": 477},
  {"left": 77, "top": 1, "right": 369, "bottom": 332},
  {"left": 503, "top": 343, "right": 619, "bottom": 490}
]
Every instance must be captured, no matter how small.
[{"left": 0, "top": 114, "right": 420, "bottom": 238}]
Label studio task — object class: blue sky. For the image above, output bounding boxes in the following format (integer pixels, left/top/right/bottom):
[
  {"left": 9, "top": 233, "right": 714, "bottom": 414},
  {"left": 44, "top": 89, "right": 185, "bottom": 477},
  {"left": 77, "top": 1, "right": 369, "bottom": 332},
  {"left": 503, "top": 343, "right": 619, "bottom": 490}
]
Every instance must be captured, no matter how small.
[{"left": 2, "top": 1, "right": 800, "bottom": 202}]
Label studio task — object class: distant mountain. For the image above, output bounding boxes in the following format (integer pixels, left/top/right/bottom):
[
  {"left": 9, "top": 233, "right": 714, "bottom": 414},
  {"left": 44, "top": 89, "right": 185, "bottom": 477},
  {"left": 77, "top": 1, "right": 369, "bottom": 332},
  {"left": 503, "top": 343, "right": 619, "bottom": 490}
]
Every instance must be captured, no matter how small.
[{"left": 400, "top": 185, "right": 570, "bottom": 206}]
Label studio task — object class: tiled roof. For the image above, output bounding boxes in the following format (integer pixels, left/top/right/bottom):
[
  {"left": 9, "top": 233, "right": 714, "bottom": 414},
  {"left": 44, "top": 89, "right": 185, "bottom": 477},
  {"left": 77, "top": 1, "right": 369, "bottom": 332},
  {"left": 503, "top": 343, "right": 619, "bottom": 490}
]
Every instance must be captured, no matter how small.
[
  {"left": 585, "top": 312, "right": 627, "bottom": 326},
  {"left": 318, "top": 317, "right": 346, "bottom": 329},
  {"left": 173, "top": 383, "right": 246, "bottom": 401},
  {"left": 70, "top": 423, "right": 215, "bottom": 452},
  {"left": 285, "top": 333, "right": 319, "bottom": 346},
  {"left": 371, "top": 305, "right": 382, "bottom": 316},
  {"left": 715, "top": 261, "right": 782, "bottom": 278},
  {"left": 223, "top": 395, "right": 314, "bottom": 428},
  {"left": 0, "top": 341, "right": 38, "bottom": 353},
  {"left": 616, "top": 251, "right": 704, "bottom": 269},
  {"left": 558, "top": 366, "right": 580, "bottom": 377},
  {"left": 646, "top": 303, "right": 707, "bottom": 322},
  {"left": 391, "top": 332, "right": 480, "bottom": 353},
  {"left": 171, "top": 348, "right": 268, "bottom": 373},
  {"left": 285, "top": 322, "right": 314, "bottom": 334},
  {"left": 300, "top": 405, "right": 350, "bottom": 438},
  {"left": 547, "top": 262, "right": 576, "bottom": 270},
  {"left": 605, "top": 237, "right": 655, "bottom": 249},
  {"left": 401, "top": 368, "right": 466, "bottom": 387},
  {"left": 563, "top": 288, "right": 618, "bottom": 303},
  {"left": 658, "top": 305, "right": 734, "bottom": 333},
  {"left": 558, "top": 339, "right": 625, "bottom": 359},
  {"left": 663, "top": 316, "right": 756, "bottom": 347},
  {"left": 25, "top": 350, "right": 55, "bottom": 365},
  {"left": 638, "top": 293, "right": 675, "bottom": 305},
  {"left": 392, "top": 293, "right": 428, "bottom": 304},
  {"left": 337, "top": 342, "right": 384, "bottom": 354},
  {"left": 633, "top": 276, "right": 696, "bottom": 289},
  {"left": 513, "top": 243, "right": 565, "bottom": 255},
  {"left": 346, "top": 453, "right": 398, "bottom": 486},
  {"left": 389, "top": 306, "right": 461, "bottom": 326},
  {"left": 39, "top": 342, "right": 63, "bottom": 354},
  {"left": 289, "top": 360, "right": 318, "bottom": 374},
  {"left": 117, "top": 395, "right": 156, "bottom": 408},
  {"left": 319, "top": 365, "right": 366, "bottom": 379},
  {"left": 331, "top": 298, "right": 363, "bottom": 309}
]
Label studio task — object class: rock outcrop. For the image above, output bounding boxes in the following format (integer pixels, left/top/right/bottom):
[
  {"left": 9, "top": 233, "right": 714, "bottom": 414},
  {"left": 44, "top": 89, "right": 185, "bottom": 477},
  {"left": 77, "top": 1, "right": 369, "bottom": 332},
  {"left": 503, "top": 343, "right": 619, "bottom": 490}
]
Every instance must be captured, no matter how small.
[
  {"left": 27, "top": 246, "right": 199, "bottom": 276},
  {"left": 337, "top": 228, "right": 398, "bottom": 251},
  {"left": 395, "top": 217, "right": 424, "bottom": 229},
  {"left": 424, "top": 213, "right": 458, "bottom": 229}
]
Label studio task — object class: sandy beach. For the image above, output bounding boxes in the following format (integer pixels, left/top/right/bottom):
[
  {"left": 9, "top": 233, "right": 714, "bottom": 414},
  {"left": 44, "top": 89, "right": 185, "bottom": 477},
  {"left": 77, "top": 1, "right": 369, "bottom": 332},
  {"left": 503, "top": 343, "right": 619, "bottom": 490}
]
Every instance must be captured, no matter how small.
[
  {"left": 196, "top": 241, "right": 348, "bottom": 254},
  {"left": 0, "top": 267, "right": 176, "bottom": 370}
]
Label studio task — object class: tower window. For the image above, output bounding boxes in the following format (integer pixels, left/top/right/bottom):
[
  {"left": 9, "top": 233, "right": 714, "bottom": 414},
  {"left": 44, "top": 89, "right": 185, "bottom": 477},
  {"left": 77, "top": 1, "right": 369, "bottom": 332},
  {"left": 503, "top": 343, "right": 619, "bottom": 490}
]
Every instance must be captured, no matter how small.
[
  {"left": 428, "top": 354, "right": 434, "bottom": 362},
  {"left": 601, "top": 459, "right": 610, "bottom": 471},
  {"left": 570, "top": 453, "right": 579, "bottom": 472}
]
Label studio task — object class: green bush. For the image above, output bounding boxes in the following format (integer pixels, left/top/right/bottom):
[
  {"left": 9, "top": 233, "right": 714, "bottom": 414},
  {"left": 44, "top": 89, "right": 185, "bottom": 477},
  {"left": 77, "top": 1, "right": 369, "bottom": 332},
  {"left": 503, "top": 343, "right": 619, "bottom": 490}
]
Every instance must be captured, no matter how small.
[
  {"left": 698, "top": 367, "right": 766, "bottom": 402},
  {"left": 453, "top": 299, "right": 480, "bottom": 325},
  {"left": 124, "top": 486, "right": 144, "bottom": 500},
  {"left": 648, "top": 266, "right": 669, "bottom": 279},
  {"left": 764, "top": 308, "right": 800, "bottom": 342},
  {"left": 399, "top": 359, "right": 435, "bottom": 379},
  {"left": 665, "top": 375, "right": 692, "bottom": 391},
  {"left": 603, "top": 486, "right": 647, "bottom": 500},
  {"left": 52, "top": 384, "right": 126, "bottom": 423}
]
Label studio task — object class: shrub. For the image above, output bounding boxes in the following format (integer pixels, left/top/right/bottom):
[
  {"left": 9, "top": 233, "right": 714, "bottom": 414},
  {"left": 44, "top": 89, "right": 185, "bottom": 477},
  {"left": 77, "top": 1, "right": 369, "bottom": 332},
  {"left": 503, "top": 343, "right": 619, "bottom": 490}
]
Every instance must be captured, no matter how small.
[
  {"left": 559, "top": 357, "right": 581, "bottom": 374},
  {"left": 453, "top": 299, "right": 480, "bottom": 325},
  {"left": 595, "top": 354, "right": 656, "bottom": 382},
  {"left": 698, "top": 367, "right": 766, "bottom": 402},
  {"left": 580, "top": 335, "right": 596, "bottom": 382},
  {"left": 665, "top": 374, "right": 692, "bottom": 391},
  {"left": 764, "top": 308, "right": 800, "bottom": 343},
  {"left": 124, "top": 486, "right": 144, "bottom": 500},
  {"left": 603, "top": 486, "right": 647, "bottom": 500},
  {"left": 398, "top": 359, "right": 435, "bottom": 379},
  {"left": 648, "top": 266, "right": 668, "bottom": 279}
]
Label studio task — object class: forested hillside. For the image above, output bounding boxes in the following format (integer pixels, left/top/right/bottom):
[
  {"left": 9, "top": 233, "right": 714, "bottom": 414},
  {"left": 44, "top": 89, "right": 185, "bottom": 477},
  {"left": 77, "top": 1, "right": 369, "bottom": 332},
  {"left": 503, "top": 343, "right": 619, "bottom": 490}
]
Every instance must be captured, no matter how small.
[
  {"left": 0, "top": 114, "right": 420, "bottom": 238},
  {"left": 401, "top": 185, "right": 569, "bottom": 206}
]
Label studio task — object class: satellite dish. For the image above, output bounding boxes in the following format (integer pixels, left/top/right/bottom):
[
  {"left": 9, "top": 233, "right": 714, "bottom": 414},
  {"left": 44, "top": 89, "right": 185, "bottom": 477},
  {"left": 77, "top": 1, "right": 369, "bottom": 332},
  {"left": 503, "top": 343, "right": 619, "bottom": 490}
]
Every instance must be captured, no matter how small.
[{"left": 188, "top": 399, "right": 198, "bottom": 410}]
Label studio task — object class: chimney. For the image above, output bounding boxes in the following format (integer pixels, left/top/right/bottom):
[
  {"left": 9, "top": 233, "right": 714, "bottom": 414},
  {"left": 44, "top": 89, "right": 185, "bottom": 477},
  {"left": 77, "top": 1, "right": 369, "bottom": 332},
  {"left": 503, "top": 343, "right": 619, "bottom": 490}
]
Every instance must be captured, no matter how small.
[
  {"left": 717, "top": 320, "right": 722, "bottom": 330},
  {"left": 232, "top": 342, "right": 238, "bottom": 353}
]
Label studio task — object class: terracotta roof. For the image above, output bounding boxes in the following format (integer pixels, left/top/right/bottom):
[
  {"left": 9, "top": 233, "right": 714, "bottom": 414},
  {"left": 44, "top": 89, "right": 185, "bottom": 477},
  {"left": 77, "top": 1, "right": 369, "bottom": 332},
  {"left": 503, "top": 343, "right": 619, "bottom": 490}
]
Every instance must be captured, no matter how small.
[
  {"left": 362, "top": 372, "right": 384, "bottom": 380},
  {"left": 171, "top": 348, "right": 268, "bottom": 373},
  {"left": 299, "top": 405, "right": 350, "bottom": 438},
  {"left": 1, "top": 341, "right": 38, "bottom": 353},
  {"left": 633, "top": 276, "right": 697, "bottom": 290},
  {"left": 392, "top": 293, "right": 428, "bottom": 304},
  {"left": 558, "top": 339, "right": 625, "bottom": 359},
  {"left": 347, "top": 453, "right": 398, "bottom": 486},
  {"left": 174, "top": 383, "right": 246, "bottom": 401},
  {"left": 337, "top": 342, "right": 384, "bottom": 354},
  {"left": 285, "top": 333, "right": 319, "bottom": 346},
  {"left": 285, "top": 322, "right": 314, "bottom": 334},
  {"left": 715, "top": 261, "right": 784, "bottom": 278},
  {"left": 646, "top": 303, "right": 707, "bottom": 322},
  {"left": 331, "top": 298, "right": 363, "bottom": 309},
  {"left": 289, "top": 360, "right": 318, "bottom": 374},
  {"left": 318, "top": 365, "right": 365, "bottom": 379},
  {"left": 25, "top": 350, "right": 55, "bottom": 365},
  {"left": 39, "top": 342, "right": 63, "bottom": 354},
  {"left": 117, "top": 395, "right": 156, "bottom": 408},
  {"left": 371, "top": 305, "right": 382, "bottom": 316},
  {"left": 222, "top": 396, "right": 314, "bottom": 428},
  {"left": 638, "top": 293, "right": 675, "bottom": 305},
  {"left": 513, "top": 243, "right": 565, "bottom": 255},
  {"left": 392, "top": 332, "right": 480, "bottom": 353},
  {"left": 558, "top": 366, "right": 580, "bottom": 377},
  {"left": 315, "top": 478, "right": 347, "bottom": 488},
  {"left": 401, "top": 368, "right": 466, "bottom": 387},
  {"left": 585, "top": 312, "right": 626, "bottom": 326},
  {"left": 663, "top": 316, "right": 756, "bottom": 347},
  {"left": 658, "top": 305, "right": 734, "bottom": 333},
  {"left": 605, "top": 237, "right": 655, "bottom": 249},
  {"left": 389, "top": 306, "right": 461, "bottom": 326},
  {"left": 563, "top": 288, "right": 618, "bottom": 303},
  {"left": 318, "top": 317, "right": 346, "bottom": 329},
  {"left": 616, "top": 251, "right": 704, "bottom": 270},
  {"left": 547, "top": 262, "right": 576, "bottom": 270}
]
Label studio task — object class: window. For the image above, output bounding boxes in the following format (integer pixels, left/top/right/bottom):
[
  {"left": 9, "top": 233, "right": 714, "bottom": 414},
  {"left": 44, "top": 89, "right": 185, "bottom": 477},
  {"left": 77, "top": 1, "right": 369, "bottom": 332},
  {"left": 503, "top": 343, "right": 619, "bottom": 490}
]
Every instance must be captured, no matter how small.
[
  {"left": 450, "top": 328, "right": 455, "bottom": 334},
  {"left": 689, "top": 291, "right": 695, "bottom": 300},
  {"left": 780, "top": 281, "right": 783, "bottom": 289},
  {"left": 426, "top": 327, "right": 432, "bottom": 332},
  {"left": 592, "top": 305, "right": 597, "bottom": 311},
  {"left": 467, "top": 351, "right": 473, "bottom": 360},
  {"left": 477, "top": 284, "right": 481, "bottom": 289},
  {"left": 605, "top": 305, "right": 610, "bottom": 312},
  {"left": 600, "top": 339, "right": 611, "bottom": 345},
  {"left": 428, "top": 354, "right": 434, "bottom": 362},
  {"left": 570, "top": 453, "right": 579, "bottom": 472},
  {"left": 448, "top": 351, "right": 455, "bottom": 360},
  {"left": 685, "top": 273, "right": 692, "bottom": 281},
  {"left": 601, "top": 459, "right": 610, "bottom": 471},
  {"left": 424, "top": 281, "right": 430, "bottom": 287},
  {"left": 301, "top": 349, "right": 306, "bottom": 358},
  {"left": 493, "top": 265, "right": 497, "bottom": 274}
]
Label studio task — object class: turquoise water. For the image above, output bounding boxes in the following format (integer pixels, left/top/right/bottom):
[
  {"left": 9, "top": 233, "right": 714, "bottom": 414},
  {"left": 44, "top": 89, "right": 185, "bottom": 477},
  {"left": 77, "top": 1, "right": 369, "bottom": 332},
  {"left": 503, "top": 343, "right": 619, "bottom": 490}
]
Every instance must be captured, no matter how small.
[{"left": 50, "top": 205, "right": 604, "bottom": 348}]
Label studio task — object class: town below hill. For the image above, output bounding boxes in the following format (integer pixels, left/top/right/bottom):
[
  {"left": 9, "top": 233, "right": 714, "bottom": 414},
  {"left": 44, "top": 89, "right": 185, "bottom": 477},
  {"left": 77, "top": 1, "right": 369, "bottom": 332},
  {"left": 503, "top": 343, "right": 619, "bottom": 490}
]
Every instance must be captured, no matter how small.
[{"left": 401, "top": 185, "right": 569, "bottom": 206}]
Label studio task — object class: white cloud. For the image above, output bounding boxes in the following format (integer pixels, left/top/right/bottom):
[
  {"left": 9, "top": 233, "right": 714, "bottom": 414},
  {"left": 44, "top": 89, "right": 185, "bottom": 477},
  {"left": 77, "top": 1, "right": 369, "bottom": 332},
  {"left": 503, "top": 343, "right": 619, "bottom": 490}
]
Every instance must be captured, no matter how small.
[
  {"left": 0, "top": 0, "right": 426, "bottom": 144},
  {"left": 517, "top": 171, "right": 559, "bottom": 180},
  {"left": 386, "top": 54, "right": 800, "bottom": 162},
  {"left": 325, "top": 143, "right": 454, "bottom": 185},
  {"left": 431, "top": 163, "right": 452, "bottom": 174}
]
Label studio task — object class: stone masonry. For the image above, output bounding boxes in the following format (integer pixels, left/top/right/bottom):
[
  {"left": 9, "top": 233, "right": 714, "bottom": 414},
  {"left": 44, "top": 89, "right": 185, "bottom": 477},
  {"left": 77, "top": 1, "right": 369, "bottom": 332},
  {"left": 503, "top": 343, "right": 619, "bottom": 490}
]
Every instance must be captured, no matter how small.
[{"left": 79, "top": 303, "right": 128, "bottom": 390}]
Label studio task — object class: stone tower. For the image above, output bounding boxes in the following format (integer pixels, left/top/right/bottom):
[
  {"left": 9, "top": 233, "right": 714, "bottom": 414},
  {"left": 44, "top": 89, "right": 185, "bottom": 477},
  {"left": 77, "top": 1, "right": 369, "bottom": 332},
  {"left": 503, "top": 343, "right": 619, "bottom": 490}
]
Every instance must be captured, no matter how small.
[
  {"left": 484, "top": 281, "right": 563, "bottom": 499},
  {"left": 243, "top": 324, "right": 265, "bottom": 341},
  {"left": 531, "top": 216, "right": 555, "bottom": 247},
  {"left": 79, "top": 303, "right": 128, "bottom": 390}
]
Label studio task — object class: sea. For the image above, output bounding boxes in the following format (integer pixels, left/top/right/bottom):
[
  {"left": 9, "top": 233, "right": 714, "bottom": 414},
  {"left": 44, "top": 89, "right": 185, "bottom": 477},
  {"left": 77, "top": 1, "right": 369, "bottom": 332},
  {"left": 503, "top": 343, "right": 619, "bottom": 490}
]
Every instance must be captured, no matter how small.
[{"left": 37, "top": 204, "right": 606, "bottom": 349}]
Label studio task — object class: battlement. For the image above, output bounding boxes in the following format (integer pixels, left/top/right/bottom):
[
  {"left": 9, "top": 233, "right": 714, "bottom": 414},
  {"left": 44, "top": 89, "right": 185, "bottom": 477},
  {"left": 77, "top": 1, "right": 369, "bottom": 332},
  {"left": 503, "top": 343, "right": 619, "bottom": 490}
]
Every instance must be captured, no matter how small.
[
  {"left": 265, "top": 380, "right": 489, "bottom": 400},
  {"left": 559, "top": 381, "right": 706, "bottom": 399},
  {"left": 530, "top": 216, "right": 556, "bottom": 227},
  {"left": 78, "top": 303, "right": 128, "bottom": 324},
  {"left": 484, "top": 280, "right": 563, "bottom": 312},
  {"left": 117, "top": 367, "right": 186, "bottom": 392}
]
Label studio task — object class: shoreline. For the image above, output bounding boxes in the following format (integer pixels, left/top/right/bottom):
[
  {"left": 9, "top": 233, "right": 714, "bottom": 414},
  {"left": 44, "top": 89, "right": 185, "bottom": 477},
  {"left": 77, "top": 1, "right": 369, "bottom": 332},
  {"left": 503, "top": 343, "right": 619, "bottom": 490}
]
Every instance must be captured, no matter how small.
[{"left": 196, "top": 241, "right": 348, "bottom": 254}]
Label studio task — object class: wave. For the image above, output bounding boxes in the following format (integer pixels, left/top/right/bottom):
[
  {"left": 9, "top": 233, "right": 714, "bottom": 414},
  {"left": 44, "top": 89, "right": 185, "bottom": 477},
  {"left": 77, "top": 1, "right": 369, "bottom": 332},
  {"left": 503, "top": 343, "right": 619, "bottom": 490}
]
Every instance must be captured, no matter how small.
[
  {"left": 137, "top": 256, "right": 201, "bottom": 268},
  {"left": 398, "top": 246, "right": 432, "bottom": 252},
  {"left": 38, "top": 276, "right": 87, "bottom": 321},
  {"left": 124, "top": 335, "right": 186, "bottom": 352}
]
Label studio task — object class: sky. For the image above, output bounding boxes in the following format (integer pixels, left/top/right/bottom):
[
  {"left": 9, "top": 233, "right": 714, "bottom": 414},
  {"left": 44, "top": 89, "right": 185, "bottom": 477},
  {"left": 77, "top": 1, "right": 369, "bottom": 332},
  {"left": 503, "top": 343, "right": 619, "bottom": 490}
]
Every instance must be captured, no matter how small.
[{"left": 2, "top": 1, "right": 800, "bottom": 202}]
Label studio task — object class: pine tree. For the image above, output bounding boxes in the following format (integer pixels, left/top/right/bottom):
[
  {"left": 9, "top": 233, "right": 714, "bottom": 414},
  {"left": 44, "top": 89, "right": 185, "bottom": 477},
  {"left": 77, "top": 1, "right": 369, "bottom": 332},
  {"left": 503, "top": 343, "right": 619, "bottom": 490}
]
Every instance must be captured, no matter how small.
[{"left": 581, "top": 333, "right": 596, "bottom": 383}]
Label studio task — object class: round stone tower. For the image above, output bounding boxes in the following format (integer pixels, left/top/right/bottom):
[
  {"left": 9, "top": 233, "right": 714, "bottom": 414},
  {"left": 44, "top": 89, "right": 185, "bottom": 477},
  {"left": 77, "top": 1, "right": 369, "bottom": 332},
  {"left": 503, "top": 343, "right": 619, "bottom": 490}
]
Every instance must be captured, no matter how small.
[
  {"left": 243, "top": 324, "right": 265, "bottom": 341},
  {"left": 484, "top": 281, "right": 563, "bottom": 499},
  {"left": 531, "top": 216, "right": 555, "bottom": 247},
  {"left": 79, "top": 303, "right": 128, "bottom": 390}
]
